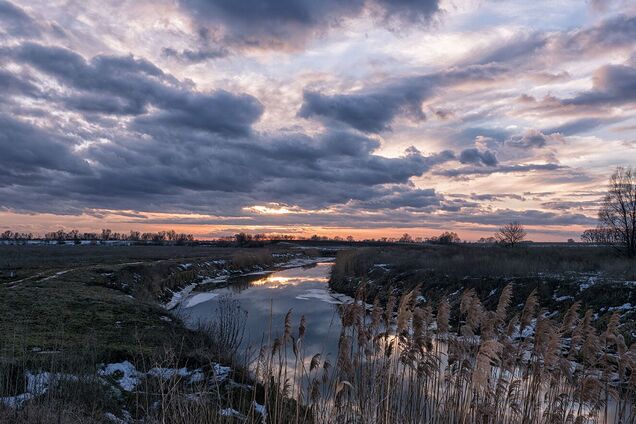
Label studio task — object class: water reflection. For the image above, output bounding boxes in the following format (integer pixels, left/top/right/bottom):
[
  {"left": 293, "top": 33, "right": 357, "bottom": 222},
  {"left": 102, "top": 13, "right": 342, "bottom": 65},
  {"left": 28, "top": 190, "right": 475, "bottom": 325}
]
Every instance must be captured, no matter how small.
[{"left": 181, "top": 262, "right": 347, "bottom": 364}]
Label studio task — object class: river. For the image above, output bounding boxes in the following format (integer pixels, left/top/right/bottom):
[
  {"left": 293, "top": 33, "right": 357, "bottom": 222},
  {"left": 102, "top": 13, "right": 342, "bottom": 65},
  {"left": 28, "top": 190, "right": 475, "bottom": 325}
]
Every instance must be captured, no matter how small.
[{"left": 178, "top": 261, "right": 348, "bottom": 363}]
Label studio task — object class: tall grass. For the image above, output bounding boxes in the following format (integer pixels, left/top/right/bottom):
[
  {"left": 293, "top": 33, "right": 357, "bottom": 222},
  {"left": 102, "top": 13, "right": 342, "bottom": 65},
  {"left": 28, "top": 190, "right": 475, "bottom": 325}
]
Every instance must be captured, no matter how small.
[
  {"left": 248, "top": 285, "right": 635, "bottom": 423},
  {"left": 3, "top": 285, "right": 634, "bottom": 423}
]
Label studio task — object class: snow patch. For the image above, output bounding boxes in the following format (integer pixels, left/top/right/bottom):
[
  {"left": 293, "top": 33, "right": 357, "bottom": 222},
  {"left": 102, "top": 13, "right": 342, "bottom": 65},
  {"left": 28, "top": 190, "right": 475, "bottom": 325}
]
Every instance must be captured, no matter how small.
[
  {"left": 0, "top": 393, "right": 33, "bottom": 409},
  {"left": 199, "top": 276, "right": 228, "bottom": 285},
  {"left": 579, "top": 275, "right": 598, "bottom": 292},
  {"left": 98, "top": 361, "right": 141, "bottom": 392},
  {"left": 253, "top": 400, "right": 268, "bottom": 422},
  {"left": 608, "top": 303, "right": 633, "bottom": 312},
  {"left": 212, "top": 363, "right": 231, "bottom": 381},
  {"left": 0, "top": 372, "right": 79, "bottom": 409},
  {"left": 184, "top": 292, "right": 220, "bottom": 308},
  {"left": 219, "top": 408, "right": 245, "bottom": 419},
  {"left": 147, "top": 367, "right": 189, "bottom": 380},
  {"left": 164, "top": 283, "right": 197, "bottom": 310}
]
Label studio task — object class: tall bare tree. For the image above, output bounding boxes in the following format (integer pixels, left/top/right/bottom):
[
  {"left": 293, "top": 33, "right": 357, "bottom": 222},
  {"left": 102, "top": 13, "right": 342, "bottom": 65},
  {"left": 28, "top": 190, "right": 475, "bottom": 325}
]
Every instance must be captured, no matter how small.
[
  {"left": 599, "top": 166, "right": 636, "bottom": 258},
  {"left": 495, "top": 221, "right": 527, "bottom": 247}
]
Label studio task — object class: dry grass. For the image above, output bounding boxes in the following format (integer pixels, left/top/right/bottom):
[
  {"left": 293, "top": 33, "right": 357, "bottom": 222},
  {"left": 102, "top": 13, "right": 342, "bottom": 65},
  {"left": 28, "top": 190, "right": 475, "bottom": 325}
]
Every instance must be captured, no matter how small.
[
  {"left": 3, "top": 245, "right": 635, "bottom": 423},
  {"left": 231, "top": 250, "right": 274, "bottom": 270},
  {"left": 3, "top": 284, "right": 635, "bottom": 423},
  {"left": 245, "top": 285, "right": 635, "bottom": 424}
]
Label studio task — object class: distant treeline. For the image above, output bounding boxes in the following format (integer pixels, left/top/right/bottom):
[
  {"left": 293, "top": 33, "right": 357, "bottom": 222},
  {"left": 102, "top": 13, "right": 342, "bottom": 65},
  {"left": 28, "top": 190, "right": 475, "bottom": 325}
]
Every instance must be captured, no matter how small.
[
  {"left": 0, "top": 227, "right": 619, "bottom": 246},
  {"left": 0, "top": 229, "right": 194, "bottom": 243}
]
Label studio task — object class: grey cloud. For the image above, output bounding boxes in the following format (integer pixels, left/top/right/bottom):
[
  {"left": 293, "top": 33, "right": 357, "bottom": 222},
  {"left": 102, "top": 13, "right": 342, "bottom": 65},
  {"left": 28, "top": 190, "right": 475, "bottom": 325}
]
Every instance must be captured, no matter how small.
[
  {"left": 474, "top": 32, "right": 547, "bottom": 66},
  {"left": 505, "top": 129, "right": 550, "bottom": 149},
  {"left": 449, "top": 209, "right": 595, "bottom": 227},
  {"left": 0, "top": 68, "right": 38, "bottom": 98},
  {"left": 374, "top": 0, "right": 440, "bottom": 24},
  {"left": 0, "top": 90, "right": 457, "bottom": 214},
  {"left": 11, "top": 43, "right": 263, "bottom": 136},
  {"left": 0, "top": 114, "right": 89, "bottom": 176},
  {"left": 437, "top": 163, "right": 562, "bottom": 177},
  {"left": 456, "top": 127, "right": 512, "bottom": 145},
  {"left": 541, "top": 200, "right": 601, "bottom": 211},
  {"left": 111, "top": 205, "right": 594, "bottom": 231},
  {"left": 561, "top": 14, "right": 636, "bottom": 54},
  {"left": 348, "top": 187, "right": 441, "bottom": 210},
  {"left": 177, "top": 0, "right": 439, "bottom": 49},
  {"left": 543, "top": 117, "right": 622, "bottom": 136},
  {"left": 458, "top": 148, "right": 498, "bottom": 166},
  {"left": 299, "top": 64, "right": 506, "bottom": 133},
  {"left": 467, "top": 14, "right": 636, "bottom": 69},
  {"left": 562, "top": 64, "right": 636, "bottom": 107},
  {"left": 299, "top": 85, "right": 431, "bottom": 133},
  {"left": 467, "top": 193, "right": 525, "bottom": 202},
  {"left": 0, "top": 0, "right": 40, "bottom": 37},
  {"left": 161, "top": 46, "right": 229, "bottom": 63}
]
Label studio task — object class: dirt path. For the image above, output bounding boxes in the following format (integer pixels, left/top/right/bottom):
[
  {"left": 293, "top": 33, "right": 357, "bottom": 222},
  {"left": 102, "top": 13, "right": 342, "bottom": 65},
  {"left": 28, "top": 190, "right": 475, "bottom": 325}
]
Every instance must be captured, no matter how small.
[{"left": 4, "top": 259, "right": 169, "bottom": 289}]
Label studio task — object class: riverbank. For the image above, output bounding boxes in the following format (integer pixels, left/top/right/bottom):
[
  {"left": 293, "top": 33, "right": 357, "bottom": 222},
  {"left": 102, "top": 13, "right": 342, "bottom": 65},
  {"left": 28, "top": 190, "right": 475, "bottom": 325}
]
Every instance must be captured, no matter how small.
[
  {"left": 0, "top": 244, "right": 326, "bottom": 422},
  {"left": 328, "top": 245, "right": 636, "bottom": 341}
]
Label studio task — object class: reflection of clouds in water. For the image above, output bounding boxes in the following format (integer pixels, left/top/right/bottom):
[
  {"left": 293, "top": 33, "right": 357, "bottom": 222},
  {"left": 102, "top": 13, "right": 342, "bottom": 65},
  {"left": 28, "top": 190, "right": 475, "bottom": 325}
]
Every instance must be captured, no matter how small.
[{"left": 183, "top": 263, "right": 343, "bottom": 363}]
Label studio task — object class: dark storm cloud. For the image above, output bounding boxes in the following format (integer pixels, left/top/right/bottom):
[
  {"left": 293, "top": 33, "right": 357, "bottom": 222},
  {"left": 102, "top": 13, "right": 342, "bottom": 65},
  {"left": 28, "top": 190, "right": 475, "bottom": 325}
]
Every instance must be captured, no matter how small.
[
  {"left": 0, "top": 1, "right": 40, "bottom": 37},
  {"left": 11, "top": 43, "right": 263, "bottom": 136},
  {"left": 299, "top": 64, "right": 506, "bottom": 133},
  {"left": 176, "top": 0, "right": 439, "bottom": 48},
  {"left": 299, "top": 86, "right": 430, "bottom": 133},
  {"left": 458, "top": 148, "right": 498, "bottom": 166},
  {"left": 0, "top": 52, "right": 457, "bottom": 217},
  {"left": 0, "top": 114, "right": 89, "bottom": 176}
]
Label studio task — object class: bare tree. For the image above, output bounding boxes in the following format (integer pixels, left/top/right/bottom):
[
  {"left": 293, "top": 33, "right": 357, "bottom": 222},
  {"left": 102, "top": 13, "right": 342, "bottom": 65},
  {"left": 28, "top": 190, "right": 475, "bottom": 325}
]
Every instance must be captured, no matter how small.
[
  {"left": 599, "top": 166, "right": 636, "bottom": 258},
  {"left": 580, "top": 227, "right": 615, "bottom": 244},
  {"left": 495, "top": 221, "right": 527, "bottom": 247},
  {"left": 429, "top": 231, "right": 460, "bottom": 244}
]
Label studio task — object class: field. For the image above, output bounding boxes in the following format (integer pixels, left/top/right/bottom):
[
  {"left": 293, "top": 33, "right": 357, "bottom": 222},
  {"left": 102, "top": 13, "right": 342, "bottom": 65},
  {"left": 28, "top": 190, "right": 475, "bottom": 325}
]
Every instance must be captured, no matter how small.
[{"left": 1, "top": 242, "right": 635, "bottom": 423}]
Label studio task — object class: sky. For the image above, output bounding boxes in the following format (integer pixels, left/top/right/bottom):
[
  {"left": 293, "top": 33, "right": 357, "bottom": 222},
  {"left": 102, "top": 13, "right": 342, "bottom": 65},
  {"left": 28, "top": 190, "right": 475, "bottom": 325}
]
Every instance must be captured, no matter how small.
[{"left": 0, "top": 0, "right": 635, "bottom": 241}]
